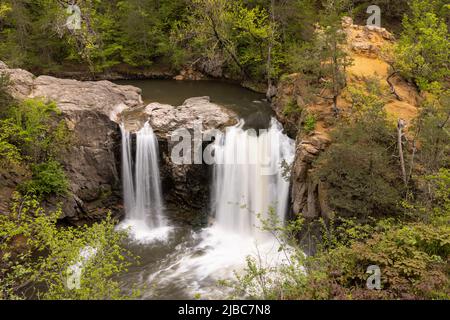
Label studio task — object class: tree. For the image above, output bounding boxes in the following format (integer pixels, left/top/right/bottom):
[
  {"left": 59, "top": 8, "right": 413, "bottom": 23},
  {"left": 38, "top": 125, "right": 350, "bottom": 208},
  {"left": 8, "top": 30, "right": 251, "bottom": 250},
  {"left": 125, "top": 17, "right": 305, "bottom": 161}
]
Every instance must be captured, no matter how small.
[
  {"left": 318, "top": 0, "right": 353, "bottom": 114},
  {"left": 395, "top": 0, "right": 450, "bottom": 93},
  {"left": 177, "top": 0, "right": 279, "bottom": 81},
  {"left": 285, "top": 0, "right": 352, "bottom": 114},
  {"left": 0, "top": 195, "right": 139, "bottom": 300}
]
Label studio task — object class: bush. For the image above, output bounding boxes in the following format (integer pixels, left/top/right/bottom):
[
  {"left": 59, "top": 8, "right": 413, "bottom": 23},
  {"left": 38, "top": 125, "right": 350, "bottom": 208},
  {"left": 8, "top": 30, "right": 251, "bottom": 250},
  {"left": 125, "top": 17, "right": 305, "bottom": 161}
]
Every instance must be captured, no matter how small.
[
  {"left": 228, "top": 201, "right": 449, "bottom": 300},
  {"left": 303, "top": 113, "right": 316, "bottom": 133},
  {"left": 0, "top": 73, "right": 12, "bottom": 113},
  {"left": 0, "top": 195, "right": 140, "bottom": 300},
  {"left": 313, "top": 85, "right": 401, "bottom": 218},
  {"left": 283, "top": 98, "right": 300, "bottom": 117},
  {"left": 19, "top": 160, "right": 69, "bottom": 197},
  {"left": 0, "top": 97, "right": 71, "bottom": 197},
  {"left": 0, "top": 119, "right": 22, "bottom": 168}
]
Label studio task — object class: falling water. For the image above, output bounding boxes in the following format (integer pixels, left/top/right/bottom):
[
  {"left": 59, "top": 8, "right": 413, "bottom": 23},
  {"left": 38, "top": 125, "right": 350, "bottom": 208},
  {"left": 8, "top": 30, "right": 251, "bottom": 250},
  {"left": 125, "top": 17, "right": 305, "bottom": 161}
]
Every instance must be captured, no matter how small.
[
  {"left": 119, "top": 117, "right": 295, "bottom": 297},
  {"left": 212, "top": 118, "right": 295, "bottom": 240},
  {"left": 134, "top": 122, "right": 164, "bottom": 226},
  {"left": 146, "top": 118, "right": 296, "bottom": 298},
  {"left": 119, "top": 121, "right": 168, "bottom": 242},
  {"left": 120, "top": 124, "right": 135, "bottom": 216}
]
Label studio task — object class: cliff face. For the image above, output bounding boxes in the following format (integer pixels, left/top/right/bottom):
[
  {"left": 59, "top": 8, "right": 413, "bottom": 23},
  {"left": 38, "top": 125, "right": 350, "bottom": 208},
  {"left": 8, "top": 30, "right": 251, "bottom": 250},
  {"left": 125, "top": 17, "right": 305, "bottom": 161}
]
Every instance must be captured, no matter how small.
[
  {"left": 0, "top": 62, "right": 142, "bottom": 223},
  {"left": 273, "top": 19, "right": 420, "bottom": 220}
]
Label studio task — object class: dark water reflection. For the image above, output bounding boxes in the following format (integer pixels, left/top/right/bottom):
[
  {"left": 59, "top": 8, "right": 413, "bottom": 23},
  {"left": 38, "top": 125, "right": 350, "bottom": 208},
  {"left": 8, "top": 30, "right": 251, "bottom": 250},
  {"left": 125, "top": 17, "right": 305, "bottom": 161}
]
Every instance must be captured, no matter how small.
[{"left": 115, "top": 79, "right": 273, "bottom": 130}]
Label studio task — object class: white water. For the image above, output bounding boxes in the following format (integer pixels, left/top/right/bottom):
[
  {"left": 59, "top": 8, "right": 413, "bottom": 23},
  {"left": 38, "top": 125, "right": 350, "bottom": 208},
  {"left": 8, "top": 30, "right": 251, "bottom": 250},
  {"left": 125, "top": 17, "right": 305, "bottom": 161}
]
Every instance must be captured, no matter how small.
[
  {"left": 212, "top": 118, "right": 294, "bottom": 240},
  {"left": 119, "top": 122, "right": 170, "bottom": 243},
  {"left": 140, "top": 118, "right": 295, "bottom": 298},
  {"left": 120, "top": 125, "right": 135, "bottom": 216}
]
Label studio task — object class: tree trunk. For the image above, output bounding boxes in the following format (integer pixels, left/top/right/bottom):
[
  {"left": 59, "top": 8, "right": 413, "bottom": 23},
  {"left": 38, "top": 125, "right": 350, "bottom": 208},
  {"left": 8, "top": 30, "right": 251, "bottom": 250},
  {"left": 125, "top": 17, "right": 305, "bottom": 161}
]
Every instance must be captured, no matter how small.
[
  {"left": 266, "top": 0, "right": 275, "bottom": 101},
  {"left": 397, "top": 118, "right": 407, "bottom": 186},
  {"left": 207, "top": 13, "right": 251, "bottom": 80}
]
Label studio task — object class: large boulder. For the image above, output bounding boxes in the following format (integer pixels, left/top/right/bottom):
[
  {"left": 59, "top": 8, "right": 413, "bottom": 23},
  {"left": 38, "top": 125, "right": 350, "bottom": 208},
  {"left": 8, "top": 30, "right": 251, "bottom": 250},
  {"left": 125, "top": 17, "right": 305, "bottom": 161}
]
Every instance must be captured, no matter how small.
[{"left": 122, "top": 96, "right": 238, "bottom": 210}]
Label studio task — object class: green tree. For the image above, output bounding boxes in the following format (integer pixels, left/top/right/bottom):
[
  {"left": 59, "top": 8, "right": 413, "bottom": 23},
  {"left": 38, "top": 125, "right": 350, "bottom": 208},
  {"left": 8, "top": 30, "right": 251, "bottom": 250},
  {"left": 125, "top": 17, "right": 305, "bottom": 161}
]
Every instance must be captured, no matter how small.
[
  {"left": 313, "top": 84, "right": 401, "bottom": 218},
  {"left": 285, "top": 0, "right": 352, "bottom": 113},
  {"left": 177, "top": 0, "right": 280, "bottom": 81},
  {"left": 395, "top": 0, "right": 450, "bottom": 92},
  {"left": 0, "top": 195, "right": 139, "bottom": 300}
]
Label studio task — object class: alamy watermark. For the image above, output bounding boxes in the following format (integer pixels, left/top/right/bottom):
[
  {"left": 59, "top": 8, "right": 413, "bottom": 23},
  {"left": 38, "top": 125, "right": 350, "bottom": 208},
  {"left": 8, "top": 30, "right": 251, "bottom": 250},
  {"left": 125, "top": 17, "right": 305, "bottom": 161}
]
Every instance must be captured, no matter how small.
[
  {"left": 366, "top": 5, "right": 381, "bottom": 28},
  {"left": 169, "top": 123, "right": 284, "bottom": 176},
  {"left": 66, "top": 246, "right": 97, "bottom": 290},
  {"left": 366, "top": 265, "right": 382, "bottom": 290},
  {"left": 66, "top": 4, "right": 81, "bottom": 30}
]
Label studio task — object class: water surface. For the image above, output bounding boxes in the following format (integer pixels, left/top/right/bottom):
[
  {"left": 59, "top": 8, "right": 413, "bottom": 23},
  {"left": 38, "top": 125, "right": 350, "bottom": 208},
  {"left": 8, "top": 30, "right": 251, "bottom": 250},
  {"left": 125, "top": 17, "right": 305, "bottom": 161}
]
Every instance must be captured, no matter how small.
[{"left": 115, "top": 79, "right": 273, "bottom": 130}]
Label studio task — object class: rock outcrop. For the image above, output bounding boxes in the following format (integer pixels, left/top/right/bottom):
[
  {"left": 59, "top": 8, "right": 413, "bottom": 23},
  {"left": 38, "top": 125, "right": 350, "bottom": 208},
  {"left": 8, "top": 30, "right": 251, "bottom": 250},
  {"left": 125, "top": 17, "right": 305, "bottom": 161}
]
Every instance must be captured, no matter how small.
[
  {"left": 291, "top": 133, "right": 331, "bottom": 219},
  {"left": 122, "top": 96, "right": 238, "bottom": 210},
  {"left": 273, "top": 19, "right": 420, "bottom": 220},
  {"left": 1, "top": 62, "right": 239, "bottom": 220},
  {"left": 0, "top": 62, "right": 142, "bottom": 223}
]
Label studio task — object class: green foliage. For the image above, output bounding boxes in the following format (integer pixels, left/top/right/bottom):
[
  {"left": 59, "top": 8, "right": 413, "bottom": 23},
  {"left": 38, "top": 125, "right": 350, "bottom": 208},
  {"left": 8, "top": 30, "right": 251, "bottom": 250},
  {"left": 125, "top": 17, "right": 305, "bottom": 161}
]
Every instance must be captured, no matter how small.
[
  {"left": 426, "top": 169, "right": 450, "bottom": 221},
  {"left": 413, "top": 94, "right": 450, "bottom": 173},
  {"left": 282, "top": 98, "right": 300, "bottom": 117},
  {"left": 0, "top": 195, "right": 139, "bottom": 300},
  {"left": 286, "top": 0, "right": 353, "bottom": 109},
  {"left": 0, "top": 74, "right": 12, "bottom": 112},
  {"left": 303, "top": 113, "right": 316, "bottom": 133},
  {"left": 176, "top": 0, "right": 280, "bottom": 81},
  {"left": 18, "top": 160, "right": 69, "bottom": 197},
  {"left": 0, "top": 98, "right": 70, "bottom": 165},
  {"left": 0, "top": 0, "right": 71, "bottom": 71},
  {"left": 0, "top": 123, "right": 22, "bottom": 168},
  {"left": 229, "top": 180, "right": 449, "bottom": 299},
  {"left": 313, "top": 84, "right": 401, "bottom": 218},
  {"left": 0, "top": 97, "right": 71, "bottom": 199},
  {"left": 0, "top": 0, "right": 188, "bottom": 72},
  {"left": 395, "top": 0, "right": 450, "bottom": 92}
]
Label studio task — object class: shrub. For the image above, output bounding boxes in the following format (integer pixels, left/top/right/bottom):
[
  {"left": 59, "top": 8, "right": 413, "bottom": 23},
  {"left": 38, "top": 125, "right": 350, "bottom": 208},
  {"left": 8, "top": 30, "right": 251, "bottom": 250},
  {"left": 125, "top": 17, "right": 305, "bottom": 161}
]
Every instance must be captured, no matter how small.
[
  {"left": 303, "top": 113, "right": 316, "bottom": 133},
  {"left": 312, "top": 83, "right": 402, "bottom": 218},
  {"left": 228, "top": 206, "right": 450, "bottom": 300},
  {"left": 0, "top": 195, "right": 140, "bottom": 300},
  {"left": 283, "top": 98, "right": 300, "bottom": 117},
  {"left": 0, "top": 73, "right": 12, "bottom": 113},
  {"left": 19, "top": 160, "right": 69, "bottom": 197},
  {"left": 0, "top": 119, "right": 22, "bottom": 168}
]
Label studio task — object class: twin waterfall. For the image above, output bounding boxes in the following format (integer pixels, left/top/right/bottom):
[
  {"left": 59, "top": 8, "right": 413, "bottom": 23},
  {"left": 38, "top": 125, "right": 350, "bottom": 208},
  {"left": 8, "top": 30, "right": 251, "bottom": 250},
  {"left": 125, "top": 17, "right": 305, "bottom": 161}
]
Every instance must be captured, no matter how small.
[{"left": 120, "top": 118, "right": 294, "bottom": 241}]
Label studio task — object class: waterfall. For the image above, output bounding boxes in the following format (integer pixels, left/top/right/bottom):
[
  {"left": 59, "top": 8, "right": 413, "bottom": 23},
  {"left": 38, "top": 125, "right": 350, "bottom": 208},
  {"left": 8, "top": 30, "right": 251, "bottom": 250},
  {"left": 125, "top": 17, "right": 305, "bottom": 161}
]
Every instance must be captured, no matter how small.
[
  {"left": 120, "top": 124, "right": 135, "bottom": 216},
  {"left": 134, "top": 122, "right": 164, "bottom": 227},
  {"left": 119, "top": 121, "right": 168, "bottom": 241},
  {"left": 212, "top": 118, "right": 294, "bottom": 239},
  {"left": 150, "top": 118, "right": 295, "bottom": 295}
]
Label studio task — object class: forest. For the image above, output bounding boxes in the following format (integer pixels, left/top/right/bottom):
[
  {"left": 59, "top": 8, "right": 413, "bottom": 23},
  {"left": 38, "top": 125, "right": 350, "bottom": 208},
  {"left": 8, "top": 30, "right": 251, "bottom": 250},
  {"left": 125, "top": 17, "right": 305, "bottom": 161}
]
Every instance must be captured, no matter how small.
[{"left": 0, "top": 0, "right": 449, "bottom": 301}]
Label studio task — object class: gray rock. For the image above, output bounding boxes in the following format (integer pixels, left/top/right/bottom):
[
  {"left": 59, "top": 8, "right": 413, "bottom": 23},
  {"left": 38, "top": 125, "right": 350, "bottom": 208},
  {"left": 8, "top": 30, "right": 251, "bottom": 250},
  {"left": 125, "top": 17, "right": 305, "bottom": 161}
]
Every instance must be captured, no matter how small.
[
  {"left": 122, "top": 96, "right": 238, "bottom": 210},
  {"left": 0, "top": 61, "right": 142, "bottom": 222}
]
